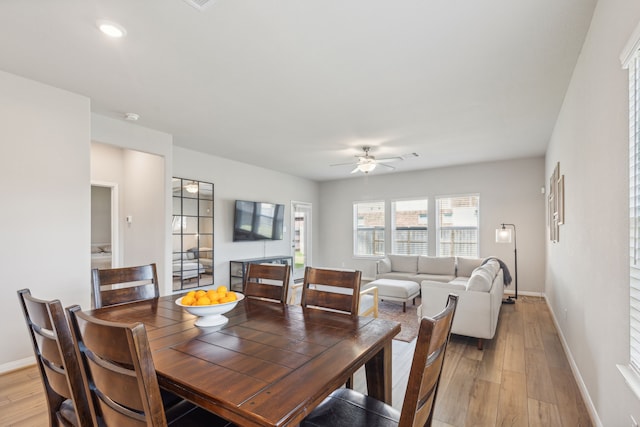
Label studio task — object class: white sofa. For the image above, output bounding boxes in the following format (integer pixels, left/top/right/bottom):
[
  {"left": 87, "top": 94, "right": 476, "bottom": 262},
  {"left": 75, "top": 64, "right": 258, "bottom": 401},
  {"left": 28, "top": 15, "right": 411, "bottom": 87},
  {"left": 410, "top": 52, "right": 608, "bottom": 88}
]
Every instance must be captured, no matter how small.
[
  {"left": 376, "top": 254, "right": 505, "bottom": 349},
  {"left": 418, "top": 258, "right": 504, "bottom": 349}
]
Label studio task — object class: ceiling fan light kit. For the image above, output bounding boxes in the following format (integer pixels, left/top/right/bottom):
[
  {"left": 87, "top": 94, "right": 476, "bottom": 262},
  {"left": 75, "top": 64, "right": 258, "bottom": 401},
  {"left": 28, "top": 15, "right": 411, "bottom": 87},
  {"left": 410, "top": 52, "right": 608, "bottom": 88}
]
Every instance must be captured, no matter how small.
[{"left": 355, "top": 161, "right": 376, "bottom": 174}]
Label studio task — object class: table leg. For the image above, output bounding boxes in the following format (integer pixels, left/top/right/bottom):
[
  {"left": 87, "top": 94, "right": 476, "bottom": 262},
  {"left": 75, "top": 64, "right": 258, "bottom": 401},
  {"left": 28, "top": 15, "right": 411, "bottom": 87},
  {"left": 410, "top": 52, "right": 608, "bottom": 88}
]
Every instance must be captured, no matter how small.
[{"left": 364, "top": 341, "right": 393, "bottom": 404}]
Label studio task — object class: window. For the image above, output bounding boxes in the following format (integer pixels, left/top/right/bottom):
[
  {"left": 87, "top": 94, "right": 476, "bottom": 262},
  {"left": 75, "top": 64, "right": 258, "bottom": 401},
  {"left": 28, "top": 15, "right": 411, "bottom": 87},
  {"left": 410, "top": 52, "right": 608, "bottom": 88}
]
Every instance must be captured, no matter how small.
[
  {"left": 392, "top": 199, "right": 428, "bottom": 255},
  {"left": 628, "top": 47, "right": 640, "bottom": 374},
  {"left": 353, "top": 201, "right": 385, "bottom": 256},
  {"left": 436, "top": 195, "right": 479, "bottom": 257}
]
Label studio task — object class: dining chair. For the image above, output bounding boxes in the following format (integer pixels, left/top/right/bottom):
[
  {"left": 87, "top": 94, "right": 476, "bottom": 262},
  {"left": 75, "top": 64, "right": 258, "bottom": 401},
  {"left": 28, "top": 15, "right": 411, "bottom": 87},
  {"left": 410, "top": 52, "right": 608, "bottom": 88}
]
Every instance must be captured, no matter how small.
[
  {"left": 91, "top": 263, "right": 160, "bottom": 308},
  {"left": 66, "top": 305, "right": 233, "bottom": 427},
  {"left": 243, "top": 263, "right": 291, "bottom": 303},
  {"left": 17, "top": 289, "right": 93, "bottom": 427},
  {"left": 301, "top": 293, "right": 459, "bottom": 427},
  {"left": 299, "top": 266, "right": 362, "bottom": 316}
]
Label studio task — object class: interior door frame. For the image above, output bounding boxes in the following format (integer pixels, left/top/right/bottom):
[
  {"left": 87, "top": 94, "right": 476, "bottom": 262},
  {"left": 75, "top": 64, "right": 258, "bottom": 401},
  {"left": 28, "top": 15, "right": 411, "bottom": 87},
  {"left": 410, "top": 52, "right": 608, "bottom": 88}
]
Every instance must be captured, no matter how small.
[
  {"left": 291, "top": 201, "right": 312, "bottom": 281},
  {"left": 91, "top": 181, "right": 119, "bottom": 267}
]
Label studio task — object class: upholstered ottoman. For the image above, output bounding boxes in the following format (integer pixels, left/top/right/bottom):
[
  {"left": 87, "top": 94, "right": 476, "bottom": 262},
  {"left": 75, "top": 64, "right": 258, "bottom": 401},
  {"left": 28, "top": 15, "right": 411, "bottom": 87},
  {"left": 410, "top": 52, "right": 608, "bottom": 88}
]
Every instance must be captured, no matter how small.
[{"left": 362, "top": 279, "right": 420, "bottom": 312}]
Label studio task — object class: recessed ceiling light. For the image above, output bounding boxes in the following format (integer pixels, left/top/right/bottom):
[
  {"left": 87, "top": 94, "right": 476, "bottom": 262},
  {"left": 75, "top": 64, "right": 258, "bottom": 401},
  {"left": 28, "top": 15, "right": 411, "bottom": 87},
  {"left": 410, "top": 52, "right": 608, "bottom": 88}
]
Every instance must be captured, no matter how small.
[
  {"left": 124, "top": 113, "right": 140, "bottom": 121},
  {"left": 97, "top": 20, "right": 126, "bottom": 38}
]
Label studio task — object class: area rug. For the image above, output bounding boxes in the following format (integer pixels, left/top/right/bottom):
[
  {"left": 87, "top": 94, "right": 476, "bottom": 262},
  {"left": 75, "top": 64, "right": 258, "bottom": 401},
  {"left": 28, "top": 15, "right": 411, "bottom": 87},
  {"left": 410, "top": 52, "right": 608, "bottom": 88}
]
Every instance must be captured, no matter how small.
[{"left": 377, "top": 297, "right": 420, "bottom": 342}]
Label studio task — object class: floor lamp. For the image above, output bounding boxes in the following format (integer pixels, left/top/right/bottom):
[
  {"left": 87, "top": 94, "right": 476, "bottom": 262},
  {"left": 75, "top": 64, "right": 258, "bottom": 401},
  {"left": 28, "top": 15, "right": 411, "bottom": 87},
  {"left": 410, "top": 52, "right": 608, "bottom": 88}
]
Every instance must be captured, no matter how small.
[{"left": 496, "top": 223, "right": 517, "bottom": 304}]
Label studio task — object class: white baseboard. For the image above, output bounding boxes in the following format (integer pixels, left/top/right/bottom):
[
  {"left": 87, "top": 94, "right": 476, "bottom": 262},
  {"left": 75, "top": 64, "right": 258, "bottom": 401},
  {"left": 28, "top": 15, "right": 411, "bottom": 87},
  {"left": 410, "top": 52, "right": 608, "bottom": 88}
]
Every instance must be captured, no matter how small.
[
  {"left": 544, "top": 296, "right": 602, "bottom": 427},
  {"left": 503, "top": 289, "right": 545, "bottom": 298},
  {"left": 0, "top": 356, "right": 35, "bottom": 375}
]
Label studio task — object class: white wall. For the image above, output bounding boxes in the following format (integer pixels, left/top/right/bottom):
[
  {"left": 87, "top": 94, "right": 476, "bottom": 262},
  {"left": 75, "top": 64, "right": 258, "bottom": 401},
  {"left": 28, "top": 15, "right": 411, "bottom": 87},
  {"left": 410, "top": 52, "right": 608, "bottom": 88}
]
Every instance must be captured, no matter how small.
[
  {"left": 172, "top": 146, "right": 320, "bottom": 287},
  {"left": 318, "top": 157, "right": 546, "bottom": 295},
  {"left": 0, "top": 70, "right": 91, "bottom": 368},
  {"left": 545, "top": 0, "right": 640, "bottom": 425}
]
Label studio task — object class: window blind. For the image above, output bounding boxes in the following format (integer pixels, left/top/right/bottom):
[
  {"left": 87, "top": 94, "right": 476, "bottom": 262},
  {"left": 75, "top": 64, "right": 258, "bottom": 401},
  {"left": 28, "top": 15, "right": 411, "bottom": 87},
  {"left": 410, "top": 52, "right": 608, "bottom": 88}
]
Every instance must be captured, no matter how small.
[
  {"left": 436, "top": 195, "right": 479, "bottom": 257},
  {"left": 629, "top": 53, "right": 640, "bottom": 373}
]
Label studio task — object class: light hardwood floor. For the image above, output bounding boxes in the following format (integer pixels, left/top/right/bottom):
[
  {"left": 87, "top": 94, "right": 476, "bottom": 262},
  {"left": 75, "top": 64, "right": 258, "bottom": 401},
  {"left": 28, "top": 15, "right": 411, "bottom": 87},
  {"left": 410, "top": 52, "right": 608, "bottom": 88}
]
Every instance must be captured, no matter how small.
[
  {"left": 1, "top": 296, "right": 592, "bottom": 426},
  {"left": 353, "top": 295, "right": 593, "bottom": 426}
]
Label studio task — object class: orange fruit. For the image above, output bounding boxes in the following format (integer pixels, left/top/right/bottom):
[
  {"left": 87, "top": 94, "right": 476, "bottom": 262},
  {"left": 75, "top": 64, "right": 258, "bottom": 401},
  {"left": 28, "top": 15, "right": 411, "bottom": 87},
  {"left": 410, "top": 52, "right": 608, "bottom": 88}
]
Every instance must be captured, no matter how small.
[
  {"left": 195, "top": 290, "right": 206, "bottom": 299},
  {"left": 195, "top": 296, "right": 211, "bottom": 306},
  {"left": 186, "top": 291, "right": 196, "bottom": 299},
  {"left": 227, "top": 292, "right": 237, "bottom": 301},
  {"left": 217, "top": 286, "right": 228, "bottom": 294},
  {"left": 181, "top": 295, "right": 195, "bottom": 306},
  {"left": 208, "top": 292, "right": 220, "bottom": 302}
]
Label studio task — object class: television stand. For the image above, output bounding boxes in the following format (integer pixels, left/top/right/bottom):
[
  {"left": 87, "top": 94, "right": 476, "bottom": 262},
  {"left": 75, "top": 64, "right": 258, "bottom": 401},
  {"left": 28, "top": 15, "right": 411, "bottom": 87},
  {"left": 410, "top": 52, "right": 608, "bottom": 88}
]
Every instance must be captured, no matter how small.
[{"left": 229, "top": 255, "right": 293, "bottom": 292}]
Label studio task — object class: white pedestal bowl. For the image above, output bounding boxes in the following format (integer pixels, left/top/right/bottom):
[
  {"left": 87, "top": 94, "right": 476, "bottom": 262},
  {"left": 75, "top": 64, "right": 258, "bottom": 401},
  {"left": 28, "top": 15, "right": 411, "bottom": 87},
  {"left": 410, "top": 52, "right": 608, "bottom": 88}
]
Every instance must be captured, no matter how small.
[{"left": 176, "top": 293, "right": 244, "bottom": 327}]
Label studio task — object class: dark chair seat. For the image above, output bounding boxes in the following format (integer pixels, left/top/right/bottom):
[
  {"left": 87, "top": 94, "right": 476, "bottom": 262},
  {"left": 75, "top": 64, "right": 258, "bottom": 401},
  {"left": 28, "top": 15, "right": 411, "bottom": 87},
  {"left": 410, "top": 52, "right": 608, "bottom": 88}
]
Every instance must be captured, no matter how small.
[
  {"left": 58, "top": 398, "right": 80, "bottom": 426},
  {"left": 301, "top": 388, "right": 400, "bottom": 427}
]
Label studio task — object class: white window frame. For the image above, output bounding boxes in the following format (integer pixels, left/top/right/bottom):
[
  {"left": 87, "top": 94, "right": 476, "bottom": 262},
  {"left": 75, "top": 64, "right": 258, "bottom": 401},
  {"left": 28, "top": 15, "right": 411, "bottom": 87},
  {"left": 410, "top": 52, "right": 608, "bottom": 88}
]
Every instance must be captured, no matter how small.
[
  {"left": 435, "top": 194, "right": 480, "bottom": 257},
  {"left": 353, "top": 200, "right": 385, "bottom": 257},
  {"left": 618, "top": 23, "right": 640, "bottom": 399},
  {"left": 391, "top": 198, "right": 428, "bottom": 255}
]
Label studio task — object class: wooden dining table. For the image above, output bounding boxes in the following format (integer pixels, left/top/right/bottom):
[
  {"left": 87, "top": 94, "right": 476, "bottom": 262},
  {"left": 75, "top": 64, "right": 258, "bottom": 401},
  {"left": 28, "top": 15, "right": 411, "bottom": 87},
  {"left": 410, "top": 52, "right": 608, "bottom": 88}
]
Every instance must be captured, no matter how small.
[{"left": 84, "top": 294, "right": 401, "bottom": 427}]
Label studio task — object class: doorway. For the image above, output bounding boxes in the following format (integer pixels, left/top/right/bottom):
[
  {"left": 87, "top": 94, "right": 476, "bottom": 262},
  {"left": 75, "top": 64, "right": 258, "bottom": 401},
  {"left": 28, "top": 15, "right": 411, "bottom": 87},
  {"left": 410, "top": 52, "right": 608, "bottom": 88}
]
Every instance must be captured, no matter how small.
[{"left": 291, "top": 201, "right": 312, "bottom": 282}]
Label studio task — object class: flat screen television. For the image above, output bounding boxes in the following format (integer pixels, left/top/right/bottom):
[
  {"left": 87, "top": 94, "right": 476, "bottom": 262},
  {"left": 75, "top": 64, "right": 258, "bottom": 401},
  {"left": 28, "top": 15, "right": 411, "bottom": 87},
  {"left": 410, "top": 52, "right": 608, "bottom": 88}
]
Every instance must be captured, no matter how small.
[{"left": 233, "top": 200, "right": 285, "bottom": 241}]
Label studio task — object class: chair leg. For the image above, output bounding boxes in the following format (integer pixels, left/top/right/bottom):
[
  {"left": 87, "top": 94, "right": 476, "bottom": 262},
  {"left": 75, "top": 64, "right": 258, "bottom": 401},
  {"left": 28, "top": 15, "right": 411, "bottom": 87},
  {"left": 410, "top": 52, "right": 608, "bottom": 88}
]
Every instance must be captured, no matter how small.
[
  {"left": 477, "top": 338, "right": 484, "bottom": 350},
  {"left": 402, "top": 302, "right": 406, "bottom": 312}
]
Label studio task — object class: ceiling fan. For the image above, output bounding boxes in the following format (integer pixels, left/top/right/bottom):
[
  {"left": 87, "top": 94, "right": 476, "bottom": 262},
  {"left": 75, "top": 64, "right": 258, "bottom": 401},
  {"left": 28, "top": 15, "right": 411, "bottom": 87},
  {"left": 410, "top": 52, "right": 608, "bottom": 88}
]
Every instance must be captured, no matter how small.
[{"left": 331, "top": 146, "right": 419, "bottom": 174}]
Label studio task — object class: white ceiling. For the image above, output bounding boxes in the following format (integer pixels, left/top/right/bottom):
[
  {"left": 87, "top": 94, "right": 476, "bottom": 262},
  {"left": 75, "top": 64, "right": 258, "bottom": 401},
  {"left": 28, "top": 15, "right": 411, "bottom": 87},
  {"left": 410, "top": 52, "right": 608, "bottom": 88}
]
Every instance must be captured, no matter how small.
[{"left": 0, "top": 0, "right": 597, "bottom": 181}]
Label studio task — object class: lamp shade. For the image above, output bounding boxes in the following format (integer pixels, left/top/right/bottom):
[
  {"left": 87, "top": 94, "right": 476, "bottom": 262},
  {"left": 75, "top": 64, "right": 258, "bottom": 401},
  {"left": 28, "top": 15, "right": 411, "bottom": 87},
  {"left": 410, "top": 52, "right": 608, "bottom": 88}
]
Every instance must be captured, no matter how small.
[{"left": 496, "top": 228, "right": 512, "bottom": 243}]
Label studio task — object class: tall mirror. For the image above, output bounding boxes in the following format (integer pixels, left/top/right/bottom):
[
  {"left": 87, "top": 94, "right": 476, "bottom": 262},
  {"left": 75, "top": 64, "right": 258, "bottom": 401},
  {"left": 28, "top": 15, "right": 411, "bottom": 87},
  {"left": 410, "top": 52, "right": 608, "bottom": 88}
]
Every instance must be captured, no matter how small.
[{"left": 172, "top": 178, "right": 214, "bottom": 291}]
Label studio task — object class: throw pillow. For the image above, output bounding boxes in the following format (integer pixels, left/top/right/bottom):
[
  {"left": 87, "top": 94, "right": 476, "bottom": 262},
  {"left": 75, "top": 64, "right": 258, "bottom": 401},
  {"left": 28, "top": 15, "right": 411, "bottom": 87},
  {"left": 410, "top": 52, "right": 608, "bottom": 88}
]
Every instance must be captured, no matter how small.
[
  {"left": 377, "top": 257, "right": 391, "bottom": 274},
  {"left": 466, "top": 265, "right": 494, "bottom": 292}
]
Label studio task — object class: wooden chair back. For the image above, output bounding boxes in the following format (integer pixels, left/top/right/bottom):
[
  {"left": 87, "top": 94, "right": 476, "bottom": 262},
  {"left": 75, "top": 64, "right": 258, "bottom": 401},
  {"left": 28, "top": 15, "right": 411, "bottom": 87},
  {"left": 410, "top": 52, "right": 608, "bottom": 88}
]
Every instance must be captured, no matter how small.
[
  {"left": 300, "top": 267, "right": 362, "bottom": 315},
  {"left": 67, "top": 305, "right": 169, "bottom": 427},
  {"left": 399, "top": 293, "right": 458, "bottom": 427},
  {"left": 17, "top": 289, "right": 92, "bottom": 427},
  {"left": 92, "top": 263, "right": 159, "bottom": 308},
  {"left": 243, "top": 263, "right": 291, "bottom": 303}
]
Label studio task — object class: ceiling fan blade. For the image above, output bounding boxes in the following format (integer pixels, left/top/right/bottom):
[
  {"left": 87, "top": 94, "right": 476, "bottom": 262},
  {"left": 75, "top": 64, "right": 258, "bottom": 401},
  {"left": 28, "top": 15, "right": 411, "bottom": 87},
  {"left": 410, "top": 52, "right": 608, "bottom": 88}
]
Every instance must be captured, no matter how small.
[
  {"left": 331, "top": 161, "right": 359, "bottom": 167},
  {"left": 400, "top": 152, "right": 419, "bottom": 159},
  {"left": 376, "top": 156, "right": 403, "bottom": 164},
  {"left": 350, "top": 166, "right": 361, "bottom": 174},
  {"left": 379, "top": 163, "right": 396, "bottom": 170}
]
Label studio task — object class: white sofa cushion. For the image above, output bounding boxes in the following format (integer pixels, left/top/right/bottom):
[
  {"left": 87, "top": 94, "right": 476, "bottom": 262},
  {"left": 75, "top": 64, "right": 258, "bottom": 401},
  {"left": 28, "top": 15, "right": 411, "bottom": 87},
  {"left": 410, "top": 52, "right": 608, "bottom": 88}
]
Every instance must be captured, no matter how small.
[
  {"left": 418, "top": 256, "right": 455, "bottom": 275},
  {"left": 388, "top": 255, "right": 418, "bottom": 273},
  {"left": 456, "top": 257, "right": 483, "bottom": 277}
]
